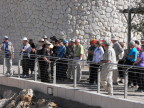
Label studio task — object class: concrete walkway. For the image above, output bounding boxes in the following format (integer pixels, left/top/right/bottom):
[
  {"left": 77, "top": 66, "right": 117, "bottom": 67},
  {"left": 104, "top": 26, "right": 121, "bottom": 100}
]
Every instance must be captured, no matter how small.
[{"left": 1, "top": 65, "right": 144, "bottom": 103}]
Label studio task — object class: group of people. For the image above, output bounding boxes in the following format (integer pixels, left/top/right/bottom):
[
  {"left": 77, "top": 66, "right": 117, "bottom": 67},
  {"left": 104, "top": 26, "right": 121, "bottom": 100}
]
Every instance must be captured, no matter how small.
[
  {"left": 0, "top": 35, "right": 84, "bottom": 83},
  {"left": 1, "top": 35, "right": 144, "bottom": 96},
  {"left": 88, "top": 36, "right": 144, "bottom": 95}
]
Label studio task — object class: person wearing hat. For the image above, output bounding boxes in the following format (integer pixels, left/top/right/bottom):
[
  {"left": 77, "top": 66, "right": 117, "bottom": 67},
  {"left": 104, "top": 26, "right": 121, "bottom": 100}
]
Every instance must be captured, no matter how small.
[
  {"left": 0, "top": 36, "right": 14, "bottom": 76},
  {"left": 28, "top": 39, "right": 36, "bottom": 76},
  {"left": 38, "top": 43, "right": 51, "bottom": 82},
  {"left": 66, "top": 39, "right": 75, "bottom": 79},
  {"left": 90, "top": 40, "right": 104, "bottom": 85},
  {"left": 87, "top": 39, "right": 97, "bottom": 84},
  {"left": 71, "top": 39, "right": 84, "bottom": 81},
  {"left": 111, "top": 36, "right": 123, "bottom": 61},
  {"left": 21, "top": 37, "right": 31, "bottom": 78},
  {"left": 43, "top": 35, "right": 53, "bottom": 49},
  {"left": 99, "top": 39, "right": 117, "bottom": 96},
  {"left": 36, "top": 38, "right": 45, "bottom": 79},
  {"left": 111, "top": 36, "right": 123, "bottom": 84},
  {"left": 55, "top": 39, "right": 67, "bottom": 80}
]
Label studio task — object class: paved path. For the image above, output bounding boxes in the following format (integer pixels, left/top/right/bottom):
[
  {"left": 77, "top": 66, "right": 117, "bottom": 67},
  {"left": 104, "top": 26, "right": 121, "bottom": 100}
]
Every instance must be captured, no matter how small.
[{"left": 1, "top": 65, "right": 144, "bottom": 103}]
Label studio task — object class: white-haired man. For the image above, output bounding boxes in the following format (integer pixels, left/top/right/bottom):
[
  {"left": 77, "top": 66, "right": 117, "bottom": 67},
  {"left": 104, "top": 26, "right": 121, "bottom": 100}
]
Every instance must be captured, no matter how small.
[
  {"left": 100, "top": 40, "right": 117, "bottom": 96},
  {"left": 0, "top": 36, "right": 14, "bottom": 76}
]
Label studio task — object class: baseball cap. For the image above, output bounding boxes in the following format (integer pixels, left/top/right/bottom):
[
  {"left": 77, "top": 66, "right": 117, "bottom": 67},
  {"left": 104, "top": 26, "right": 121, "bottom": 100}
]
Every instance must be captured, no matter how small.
[{"left": 64, "top": 40, "right": 69, "bottom": 44}]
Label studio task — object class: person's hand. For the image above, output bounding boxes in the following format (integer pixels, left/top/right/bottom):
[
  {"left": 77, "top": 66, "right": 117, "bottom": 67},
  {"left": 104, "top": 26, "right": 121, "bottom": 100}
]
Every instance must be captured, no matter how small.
[
  {"left": 48, "top": 61, "right": 51, "bottom": 64},
  {"left": 21, "top": 49, "right": 25, "bottom": 52},
  {"left": 98, "top": 61, "right": 102, "bottom": 64}
]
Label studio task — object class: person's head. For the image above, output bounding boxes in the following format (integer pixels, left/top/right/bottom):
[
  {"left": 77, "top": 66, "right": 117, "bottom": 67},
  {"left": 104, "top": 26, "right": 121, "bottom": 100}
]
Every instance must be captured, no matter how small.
[
  {"left": 90, "top": 39, "right": 97, "bottom": 46},
  {"left": 64, "top": 40, "right": 69, "bottom": 46},
  {"left": 103, "top": 40, "right": 111, "bottom": 49},
  {"left": 4, "top": 36, "right": 8, "bottom": 42},
  {"left": 129, "top": 41, "right": 136, "bottom": 48},
  {"left": 135, "top": 40, "right": 140, "bottom": 47},
  {"left": 96, "top": 41, "right": 102, "bottom": 47},
  {"left": 43, "top": 43, "right": 51, "bottom": 50},
  {"left": 29, "top": 39, "right": 34, "bottom": 44},
  {"left": 55, "top": 40, "right": 59, "bottom": 47},
  {"left": 75, "top": 39, "right": 80, "bottom": 45},
  {"left": 141, "top": 45, "right": 144, "bottom": 51},
  {"left": 58, "top": 40, "right": 64, "bottom": 46},
  {"left": 38, "top": 38, "right": 45, "bottom": 46},
  {"left": 111, "top": 36, "right": 118, "bottom": 43},
  {"left": 22, "top": 37, "right": 28, "bottom": 45},
  {"left": 71, "top": 39, "right": 75, "bottom": 46}
]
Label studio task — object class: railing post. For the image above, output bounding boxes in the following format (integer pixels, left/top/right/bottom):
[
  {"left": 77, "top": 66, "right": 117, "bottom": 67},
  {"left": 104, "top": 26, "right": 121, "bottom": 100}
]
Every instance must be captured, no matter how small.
[
  {"left": 18, "top": 56, "right": 21, "bottom": 78},
  {"left": 124, "top": 68, "right": 129, "bottom": 99},
  {"left": 97, "top": 68, "right": 101, "bottom": 93},
  {"left": 74, "top": 65, "right": 77, "bottom": 88},
  {"left": 53, "top": 61, "right": 56, "bottom": 84},
  {"left": 3, "top": 57, "right": 5, "bottom": 75},
  {"left": 34, "top": 58, "right": 38, "bottom": 81}
]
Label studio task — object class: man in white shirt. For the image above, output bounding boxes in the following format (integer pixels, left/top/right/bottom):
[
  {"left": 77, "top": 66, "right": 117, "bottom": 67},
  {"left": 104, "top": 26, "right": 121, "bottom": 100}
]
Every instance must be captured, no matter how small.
[
  {"left": 21, "top": 37, "right": 31, "bottom": 78},
  {"left": 100, "top": 40, "right": 117, "bottom": 96}
]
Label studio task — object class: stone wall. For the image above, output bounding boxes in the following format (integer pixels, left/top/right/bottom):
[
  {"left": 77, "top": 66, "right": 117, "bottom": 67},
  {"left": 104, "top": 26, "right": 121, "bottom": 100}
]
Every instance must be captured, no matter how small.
[{"left": 0, "top": 0, "right": 141, "bottom": 60}]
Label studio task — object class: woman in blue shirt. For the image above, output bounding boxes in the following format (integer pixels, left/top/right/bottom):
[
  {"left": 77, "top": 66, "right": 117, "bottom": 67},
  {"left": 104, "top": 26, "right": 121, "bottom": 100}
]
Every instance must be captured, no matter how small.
[{"left": 125, "top": 41, "right": 138, "bottom": 87}]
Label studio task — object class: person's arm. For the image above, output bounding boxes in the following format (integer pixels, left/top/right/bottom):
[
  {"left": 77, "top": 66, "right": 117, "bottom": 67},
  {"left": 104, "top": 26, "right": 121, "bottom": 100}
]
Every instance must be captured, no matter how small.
[
  {"left": 133, "top": 57, "right": 142, "bottom": 65},
  {"left": 11, "top": 43, "right": 14, "bottom": 59},
  {"left": 0, "top": 43, "right": 3, "bottom": 52},
  {"left": 43, "top": 57, "right": 51, "bottom": 63},
  {"left": 80, "top": 45, "right": 84, "bottom": 60}
]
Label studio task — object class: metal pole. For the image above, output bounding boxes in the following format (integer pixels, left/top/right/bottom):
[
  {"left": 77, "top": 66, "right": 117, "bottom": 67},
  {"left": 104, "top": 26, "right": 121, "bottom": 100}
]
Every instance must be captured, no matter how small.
[
  {"left": 74, "top": 65, "right": 77, "bottom": 88},
  {"left": 18, "top": 58, "right": 21, "bottom": 78},
  {"left": 3, "top": 57, "right": 5, "bottom": 75},
  {"left": 34, "top": 58, "right": 38, "bottom": 81},
  {"left": 124, "top": 70, "right": 128, "bottom": 98},
  {"left": 97, "top": 68, "right": 101, "bottom": 93},
  {"left": 127, "top": 0, "right": 131, "bottom": 51},
  {"left": 53, "top": 61, "right": 56, "bottom": 84}
]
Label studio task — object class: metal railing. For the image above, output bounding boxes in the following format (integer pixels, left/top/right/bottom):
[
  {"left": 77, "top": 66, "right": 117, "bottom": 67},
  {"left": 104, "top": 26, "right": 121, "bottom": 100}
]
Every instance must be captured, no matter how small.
[{"left": 1, "top": 52, "right": 144, "bottom": 102}]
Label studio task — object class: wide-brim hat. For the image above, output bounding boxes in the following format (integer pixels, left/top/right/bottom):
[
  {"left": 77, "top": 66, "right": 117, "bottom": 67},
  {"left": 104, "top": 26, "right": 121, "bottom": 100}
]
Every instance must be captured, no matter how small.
[
  {"left": 4, "top": 36, "right": 8, "bottom": 40},
  {"left": 111, "top": 36, "right": 118, "bottom": 40},
  {"left": 22, "top": 37, "right": 28, "bottom": 41},
  {"left": 39, "top": 38, "right": 45, "bottom": 42}
]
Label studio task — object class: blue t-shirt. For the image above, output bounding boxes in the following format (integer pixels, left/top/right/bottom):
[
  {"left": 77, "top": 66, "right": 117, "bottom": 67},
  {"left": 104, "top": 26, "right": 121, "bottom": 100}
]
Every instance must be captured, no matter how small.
[
  {"left": 127, "top": 47, "right": 138, "bottom": 62},
  {"left": 56, "top": 46, "right": 66, "bottom": 58}
]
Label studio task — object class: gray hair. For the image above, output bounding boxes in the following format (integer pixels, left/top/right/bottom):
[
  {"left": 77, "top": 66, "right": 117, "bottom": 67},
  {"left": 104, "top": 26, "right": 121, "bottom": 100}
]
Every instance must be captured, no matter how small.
[{"left": 129, "top": 41, "right": 135, "bottom": 46}]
